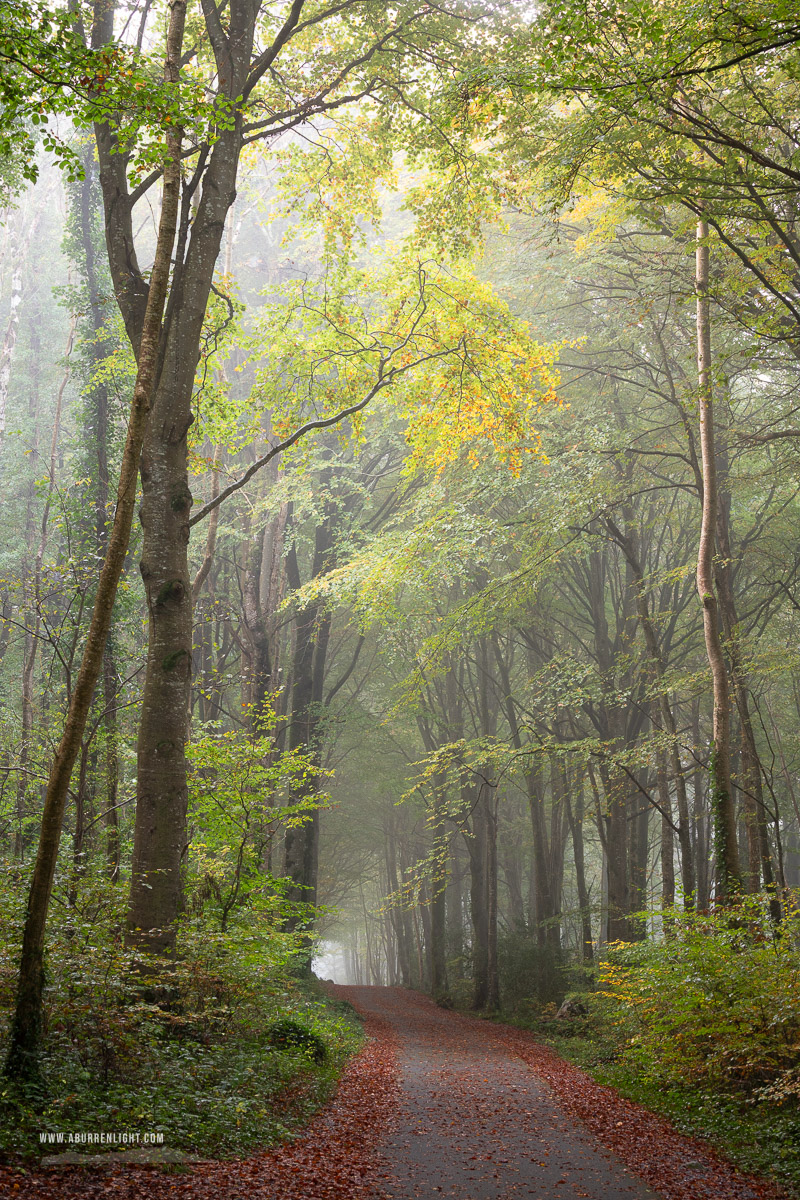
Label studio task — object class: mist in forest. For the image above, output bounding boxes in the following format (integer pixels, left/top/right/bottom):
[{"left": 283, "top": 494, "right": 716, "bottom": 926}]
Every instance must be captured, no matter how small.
[
  {"left": 1, "top": 1, "right": 799, "bottom": 1182},
  {"left": 3, "top": 126, "right": 800, "bottom": 1000}
]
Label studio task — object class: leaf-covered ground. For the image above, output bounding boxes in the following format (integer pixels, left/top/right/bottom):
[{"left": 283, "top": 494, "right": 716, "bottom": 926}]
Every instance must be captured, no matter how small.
[{"left": 0, "top": 986, "right": 790, "bottom": 1199}]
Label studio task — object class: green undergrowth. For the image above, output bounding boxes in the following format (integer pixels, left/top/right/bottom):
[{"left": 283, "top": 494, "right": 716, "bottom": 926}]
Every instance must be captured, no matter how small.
[
  {"left": 0, "top": 867, "right": 364, "bottom": 1165},
  {"left": 1, "top": 987, "right": 363, "bottom": 1164},
  {"left": 501, "top": 898, "right": 800, "bottom": 1198}
]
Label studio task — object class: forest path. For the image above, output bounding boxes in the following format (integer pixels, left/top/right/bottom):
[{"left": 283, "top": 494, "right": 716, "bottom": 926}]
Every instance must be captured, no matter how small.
[
  {"left": 341, "top": 985, "right": 658, "bottom": 1200},
  {"left": 1, "top": 986, "right": 787, "bottom": 1199}
]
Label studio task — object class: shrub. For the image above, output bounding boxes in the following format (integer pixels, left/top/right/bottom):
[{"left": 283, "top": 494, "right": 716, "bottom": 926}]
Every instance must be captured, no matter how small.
[
  {"left": 0, "top": 860, "right": 361, "bottom": 1162},
  {"left": 598, "top": 895, "right": 800, "bottom": 1100},
  {"left": 265, "top": 1018, "right": 327, "bottom": 1063}
]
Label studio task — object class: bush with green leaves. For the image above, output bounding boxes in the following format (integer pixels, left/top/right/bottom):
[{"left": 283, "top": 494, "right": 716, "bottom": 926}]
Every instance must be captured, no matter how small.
[
  {"left": 598, "top": 895, "right": 800, "bottom": 1102},
  {"left": 0, "top": 856, "right": 361, "bottom": 1162},
  {"left": 187, "top": 713, "right": 327, "bottom": 931}
]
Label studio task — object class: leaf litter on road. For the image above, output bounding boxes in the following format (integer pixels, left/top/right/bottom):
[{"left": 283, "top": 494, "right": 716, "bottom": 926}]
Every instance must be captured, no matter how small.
[{"left": 0, "top": 986, "right": 790, "bottom": 1200}]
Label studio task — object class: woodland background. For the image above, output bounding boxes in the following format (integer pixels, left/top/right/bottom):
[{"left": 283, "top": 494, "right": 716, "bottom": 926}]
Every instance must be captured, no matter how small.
[{"left": 0, "top": 0, "right": 799, "bottom": 1184}]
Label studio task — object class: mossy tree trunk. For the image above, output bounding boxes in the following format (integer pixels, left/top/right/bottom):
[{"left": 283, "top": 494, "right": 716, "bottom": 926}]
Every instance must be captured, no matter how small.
[{"left": 3, "top": 0, "right": 187, "bottom": 1081}]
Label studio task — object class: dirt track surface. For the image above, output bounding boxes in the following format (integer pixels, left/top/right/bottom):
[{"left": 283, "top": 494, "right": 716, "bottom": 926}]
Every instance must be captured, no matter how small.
[
  {"left": 345, "top": 986, "right": 658, "bottom": 1200},
  {"left": 0, "top": 986, "right": 790, "bottom": 1199},
  {"left": 340, "top": 987, "right": 787, "bottom": 1200}
]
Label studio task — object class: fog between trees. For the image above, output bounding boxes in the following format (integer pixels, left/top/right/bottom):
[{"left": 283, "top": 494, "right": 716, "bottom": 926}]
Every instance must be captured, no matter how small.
[{"left": 1, "top": 0, "right": 800, "bottom": 1074}]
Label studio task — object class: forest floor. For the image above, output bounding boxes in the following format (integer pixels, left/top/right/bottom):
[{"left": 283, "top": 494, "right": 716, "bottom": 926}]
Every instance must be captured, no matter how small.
[{"left": 0, "top": 985, "right": 791, "bottom": 1200}]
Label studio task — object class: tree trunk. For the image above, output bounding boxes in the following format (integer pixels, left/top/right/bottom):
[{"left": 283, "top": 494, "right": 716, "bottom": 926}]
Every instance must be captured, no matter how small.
[
  {"left": 465, "top": 782, "right": 489, "bottom": 1010},
  {"left": 655, "top": 737, "right": 676, "bottom": 913},
  {"left": 239, "top": 485, "right": 287, "bottom": 726},
  {"left": 565, "top": 782, "right": 593, "bottom": 961},
  {"left": 695, "top": 219, "right": 741, "bottom": 902},
  {"left": 446, "top": 841, "right": 465, "bottom": 973},
  {"left": 430, "top": 785, "right": 449, "bottom": 1001},
  {"left": 385, "top": 814, "right": 412, "bottom": 987},
  {"left": 691, "top": 697, "right": 710, "bottom": 909},
  {"left": 282, "top": 515, "right": 335, "bottom": 934},
  {"left": 4, "top": 1, "right": 187, "bottom": 1081},
  {"left": 78, "top": 144, "right": 121, "bottom": 882},
  {"left": 500, "top": 804, "right": 526, "bottom": 927},
  {"left": 126, "top": 113, "right": 246, "bottom": 957},
  {"left": 547, "top": 754, "right": 568, "bottom": 950},
  {"left": 485, "top": 785, "right": 499, "bottom": 1011},
  {"left": 599, "top": 763, "right": 630, "bottom": 941},
  {"left": 628, "top": 777, "right": 649, "bottom": 941}
]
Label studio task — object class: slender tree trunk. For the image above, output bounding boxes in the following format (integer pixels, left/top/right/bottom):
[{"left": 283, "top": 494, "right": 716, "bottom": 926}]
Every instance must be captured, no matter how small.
[
  {"left": 102, "top": 650, "right": 120, "bottom": 880},
  {"left": 282, "top": 511, "right": 336, "bottom": 939},
  {"left": 691, "top": 697, "right": 710, "bottom": 909},
  {"left": 430, "top": 868, "right": 448, "bottom": 998},
  {"left": 418, "top": 883, "right": 432, "bottom": 991},
  {"left": 77, "top": 145, "right": 121, "bottom": 882},
  {"left": 465, "top": 783, "right": 489, "bottom": 1010},
  {"left": 70, "top": 740, "right": 97, "bottom": 908},
  {"left": 501, "top": 806, "right": 526, "bottom": 927},
  {"left": 126, "top": 135, "right": 244, "bottom": 954},
  {"left": 238, "top": 479, "right": 287, "bottom": 726},
  {"left": 711, "top": 422, "right": 778, "bottom": 913},
  {"left": 385, "top": 814, "right": 412, "bottom": 987},
  {"left": 695, "top": 219, "right": 741, "bottom": 902},
  {"left": 655, "top": 736, "right": 676, "bottom": 914},
  {"left": 565, "top": 782, "right": 593, "bottom": 961},
  {"left": 628, "top": 778, "right": 649, "bottom": 940},
  {"left": 547, "top": 754, "right": 568, "bottom": 950},
  {"left": 430, "top": 782, "right": 449, "bottom": 1001},
  {"left": 599, "top": 763, "right": 630, "bottom": 941},
  {"left": 446, "top": 841, "right": 465, "bottom": 972},
  {"left": 607, "top": 517, "right": 695, "bottom": 903},
  {"left": 3, "top": 4, "right": 187, "bottom": 1081},
  {"left": 485, "top": 786, "right": 499, "bottom": 1011}
]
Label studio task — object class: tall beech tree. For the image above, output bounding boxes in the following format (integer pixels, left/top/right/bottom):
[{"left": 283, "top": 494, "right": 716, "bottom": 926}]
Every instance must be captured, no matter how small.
[
  {"left": 450, "top": 0, "right": 800, "bottom": 904},
  {"left": 81, "top": 0, "right": 494, "bottom": 953},
  {"left": 694, "top": 220, "right": 741, "bottom": 899},
  {"left": 4, "top": 0, "right": 188, "bottom": 1081}
]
